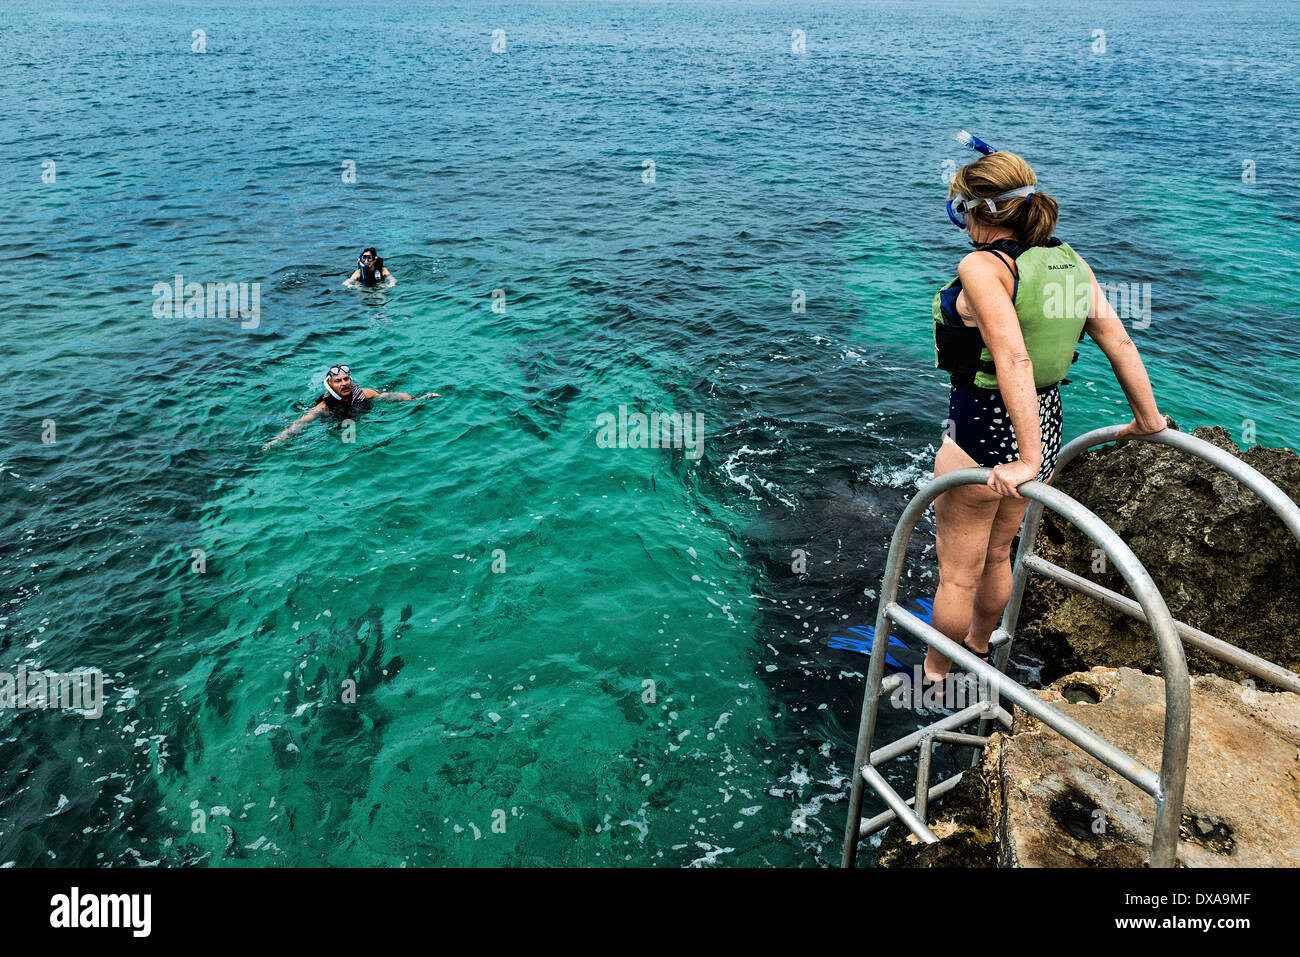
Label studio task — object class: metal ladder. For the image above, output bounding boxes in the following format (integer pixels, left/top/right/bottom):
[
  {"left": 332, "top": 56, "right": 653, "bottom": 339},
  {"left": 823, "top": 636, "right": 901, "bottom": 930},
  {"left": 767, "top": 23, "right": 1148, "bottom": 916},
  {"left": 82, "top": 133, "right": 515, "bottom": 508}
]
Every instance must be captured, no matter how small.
[{"left": 841, "top": 425, "right": 1300, "bottom": 868}]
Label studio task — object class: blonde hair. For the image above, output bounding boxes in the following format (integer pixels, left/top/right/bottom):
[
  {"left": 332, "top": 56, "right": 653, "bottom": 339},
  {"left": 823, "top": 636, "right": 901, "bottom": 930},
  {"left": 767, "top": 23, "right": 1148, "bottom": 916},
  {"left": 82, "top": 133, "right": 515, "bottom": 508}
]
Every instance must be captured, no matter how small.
[{"left": 950, "top": 151, "right": 1058, "bottom": 246}]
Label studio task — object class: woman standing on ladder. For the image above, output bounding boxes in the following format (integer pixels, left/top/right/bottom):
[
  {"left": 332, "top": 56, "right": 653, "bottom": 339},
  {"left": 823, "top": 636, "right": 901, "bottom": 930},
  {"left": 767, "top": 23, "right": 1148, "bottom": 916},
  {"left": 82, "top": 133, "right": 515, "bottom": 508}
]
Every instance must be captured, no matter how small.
[{"left": 923, "top": 140, "right": 1168, "bottom": 682}]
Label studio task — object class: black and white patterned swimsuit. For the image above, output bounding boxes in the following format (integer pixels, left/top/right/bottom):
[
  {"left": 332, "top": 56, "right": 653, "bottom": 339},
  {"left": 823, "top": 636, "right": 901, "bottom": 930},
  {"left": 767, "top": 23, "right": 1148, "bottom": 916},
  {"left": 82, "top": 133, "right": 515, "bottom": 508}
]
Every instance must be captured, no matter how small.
[
  {"left": 947, "top": 383, "right": 1063, "bottom": 481},
  {"left": 943, "top": 245, "right": 1065, "bottom": 482}
]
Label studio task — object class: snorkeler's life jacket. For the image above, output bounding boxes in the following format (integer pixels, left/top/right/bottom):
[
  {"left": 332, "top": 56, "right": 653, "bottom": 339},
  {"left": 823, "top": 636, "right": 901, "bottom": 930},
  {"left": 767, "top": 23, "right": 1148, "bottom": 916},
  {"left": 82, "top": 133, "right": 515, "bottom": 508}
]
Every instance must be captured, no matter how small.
[
  {"left": 316, "top": 382, "right": 371, "bottom": 417},
  {"left": 357, "top": 256, "right": 384, "bottom": 285},
  {"left": 932, "top": 237, "right": 1089, "bottom": 391}
]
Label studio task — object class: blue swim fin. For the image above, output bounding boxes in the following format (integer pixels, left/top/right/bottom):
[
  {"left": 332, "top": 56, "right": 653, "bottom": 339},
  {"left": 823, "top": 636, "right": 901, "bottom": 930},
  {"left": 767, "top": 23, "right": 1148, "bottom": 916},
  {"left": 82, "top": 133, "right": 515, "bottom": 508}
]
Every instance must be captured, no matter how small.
[{"left": 827, "top": 597, "right": 936, "bottom": 674}]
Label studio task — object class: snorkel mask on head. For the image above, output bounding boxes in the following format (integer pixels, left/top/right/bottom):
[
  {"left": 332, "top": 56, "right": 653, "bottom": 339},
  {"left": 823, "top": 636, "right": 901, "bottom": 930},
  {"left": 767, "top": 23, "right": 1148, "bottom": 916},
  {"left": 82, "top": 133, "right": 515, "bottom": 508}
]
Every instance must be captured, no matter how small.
[
  {"left": 945, "top": 130, "right": 1036, "bottom": 230},
  {"left": 946, "top": 185, "right": 1037, "bottom": 229},
  {"left": 358, "top": 250, "right": 377, "bottom": 270},
  {"left": 323, "top": 364, "right": 351, "bottom": 400}
]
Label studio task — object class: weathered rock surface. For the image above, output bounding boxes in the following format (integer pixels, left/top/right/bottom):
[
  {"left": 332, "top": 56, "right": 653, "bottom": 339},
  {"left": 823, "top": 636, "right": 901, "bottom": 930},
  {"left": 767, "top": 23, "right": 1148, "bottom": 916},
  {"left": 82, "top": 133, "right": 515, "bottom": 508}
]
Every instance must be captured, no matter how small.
[
  {"left": 1017, "top": 426, "right": 1300, "bottom": 685},
  {"left": 879, "top": 667, "right": 1300, "bottom": 867}
]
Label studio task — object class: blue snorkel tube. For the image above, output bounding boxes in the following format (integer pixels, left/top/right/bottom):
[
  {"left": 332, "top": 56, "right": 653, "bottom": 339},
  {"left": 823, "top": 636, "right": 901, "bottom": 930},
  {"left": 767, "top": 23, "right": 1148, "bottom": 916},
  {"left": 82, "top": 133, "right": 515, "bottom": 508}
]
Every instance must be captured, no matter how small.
[
  {"left": 953, "top": 129, "right": 997, "bottom": 156},
  {"left": 947, "top": 130, "right": 999, "bottom": 227}
]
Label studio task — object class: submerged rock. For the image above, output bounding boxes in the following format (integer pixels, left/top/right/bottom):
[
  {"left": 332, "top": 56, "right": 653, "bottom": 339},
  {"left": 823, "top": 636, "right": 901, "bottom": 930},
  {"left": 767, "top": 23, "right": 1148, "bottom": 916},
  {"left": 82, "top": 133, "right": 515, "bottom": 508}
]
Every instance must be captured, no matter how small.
[
  {"left": 1017, "top": 426, "right": 1300, "bottom": 685},
  {"left": 878, "top": 667, "right": 1300, "bottom": 867}
]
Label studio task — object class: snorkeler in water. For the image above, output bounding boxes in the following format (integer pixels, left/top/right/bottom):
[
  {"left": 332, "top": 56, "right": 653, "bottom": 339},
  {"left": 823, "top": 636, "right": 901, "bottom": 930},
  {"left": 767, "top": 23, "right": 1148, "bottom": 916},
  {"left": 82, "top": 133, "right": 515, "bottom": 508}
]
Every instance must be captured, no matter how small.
[
  {"left": 345, "top": 248, "right": 395, "bottom": 288},
  {"left": 262, "top": 364, "right": 439, "bottom": 449}
]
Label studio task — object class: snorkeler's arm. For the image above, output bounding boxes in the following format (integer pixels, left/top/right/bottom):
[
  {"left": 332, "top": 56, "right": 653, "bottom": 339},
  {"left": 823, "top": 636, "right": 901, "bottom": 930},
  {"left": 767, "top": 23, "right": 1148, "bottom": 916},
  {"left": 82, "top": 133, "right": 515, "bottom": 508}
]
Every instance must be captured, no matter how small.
[
  {"left": 262, "top": 404, "right": 326, "bottom": 449},
  {"left": 1080, "top": 259, "right": 1165, "bottom": 438},
  {"left": 959, "top": 252, "right": 1041, "bottom": 497},
  {"left": 382, "top": 268, "right": 395, "bottom": 288},
  {"left": 344, "top": 270, "right": 361, "bottom": 288},
  {"left": 365, "top": 388, "right": 440, "bottom": 401}
]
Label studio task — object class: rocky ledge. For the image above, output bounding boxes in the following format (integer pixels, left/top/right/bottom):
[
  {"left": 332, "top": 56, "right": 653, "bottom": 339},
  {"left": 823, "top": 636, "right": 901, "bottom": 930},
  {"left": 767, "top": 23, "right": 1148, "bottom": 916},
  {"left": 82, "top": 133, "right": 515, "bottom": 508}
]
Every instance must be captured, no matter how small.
[{"left": 1020, "top": 424, "right": 1300, "bottom": 684}]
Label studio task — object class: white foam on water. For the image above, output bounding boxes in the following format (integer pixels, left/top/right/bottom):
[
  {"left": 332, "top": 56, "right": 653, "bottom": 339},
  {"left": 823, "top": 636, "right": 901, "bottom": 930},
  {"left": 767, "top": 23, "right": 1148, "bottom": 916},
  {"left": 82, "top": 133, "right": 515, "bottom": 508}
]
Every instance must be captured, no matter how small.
[{"left": 687, "top": 842, "right": 736, "bottom": 867}]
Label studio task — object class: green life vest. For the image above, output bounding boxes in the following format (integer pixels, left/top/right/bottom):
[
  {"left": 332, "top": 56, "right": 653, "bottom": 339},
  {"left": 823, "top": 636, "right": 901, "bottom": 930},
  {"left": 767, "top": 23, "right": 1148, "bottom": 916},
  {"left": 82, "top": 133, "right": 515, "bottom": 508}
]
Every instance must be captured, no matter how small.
[{"left": 932, "top": 238, "right": 1089, "bottom": 390}]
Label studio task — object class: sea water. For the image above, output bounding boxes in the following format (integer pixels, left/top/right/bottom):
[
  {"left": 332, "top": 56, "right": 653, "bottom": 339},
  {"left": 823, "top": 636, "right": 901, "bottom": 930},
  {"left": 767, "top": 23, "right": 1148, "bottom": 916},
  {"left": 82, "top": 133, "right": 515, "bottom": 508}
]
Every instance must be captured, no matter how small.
[{"left": 1, "top": 0, "right": 1296, "bottom": 866}]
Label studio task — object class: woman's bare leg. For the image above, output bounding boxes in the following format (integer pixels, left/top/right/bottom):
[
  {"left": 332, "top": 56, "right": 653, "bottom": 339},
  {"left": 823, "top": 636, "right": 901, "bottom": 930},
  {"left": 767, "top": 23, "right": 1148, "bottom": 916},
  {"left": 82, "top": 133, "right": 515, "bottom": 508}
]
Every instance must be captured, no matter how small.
[
  {"left": 924, "top": 437, "right": 1002, "bottom": 679},
  {"left": 965, "top": 495, "right": 1033, "bottom": 653}
]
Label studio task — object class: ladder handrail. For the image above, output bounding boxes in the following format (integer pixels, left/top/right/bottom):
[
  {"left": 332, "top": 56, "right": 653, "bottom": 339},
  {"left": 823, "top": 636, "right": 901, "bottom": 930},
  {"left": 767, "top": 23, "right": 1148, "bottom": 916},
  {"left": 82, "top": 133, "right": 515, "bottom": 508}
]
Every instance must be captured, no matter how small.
[
  {"left": 998, "top": 424, "right": 1300, "bottom": 710},
  {"left": 841, "top": 467, "right": 1191, "bottom": 868}
]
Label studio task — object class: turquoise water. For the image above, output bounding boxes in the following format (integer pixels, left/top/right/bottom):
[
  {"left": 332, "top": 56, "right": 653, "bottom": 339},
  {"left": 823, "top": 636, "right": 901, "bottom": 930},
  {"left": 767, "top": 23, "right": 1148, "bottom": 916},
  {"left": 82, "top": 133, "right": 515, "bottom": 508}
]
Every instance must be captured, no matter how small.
[{"left": 1, "top": 0, "right": 1297, "bottom": 866}]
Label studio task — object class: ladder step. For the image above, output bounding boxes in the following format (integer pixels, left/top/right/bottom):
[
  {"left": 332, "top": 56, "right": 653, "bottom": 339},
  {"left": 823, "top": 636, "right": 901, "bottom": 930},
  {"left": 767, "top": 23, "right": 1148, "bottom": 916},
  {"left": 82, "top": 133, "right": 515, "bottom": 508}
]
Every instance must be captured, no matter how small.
[
  {"left": 869, "top": 702, "right": 994, "bottom": 765},
  {"left": 859, "top": 772, "right": 965, "bottom": 839},
  {"left": 932, "top": 731, "right": 990, "bottom": 749},
  {"left": 860, "top": 764, "right": 938, "bottom": 844}
]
